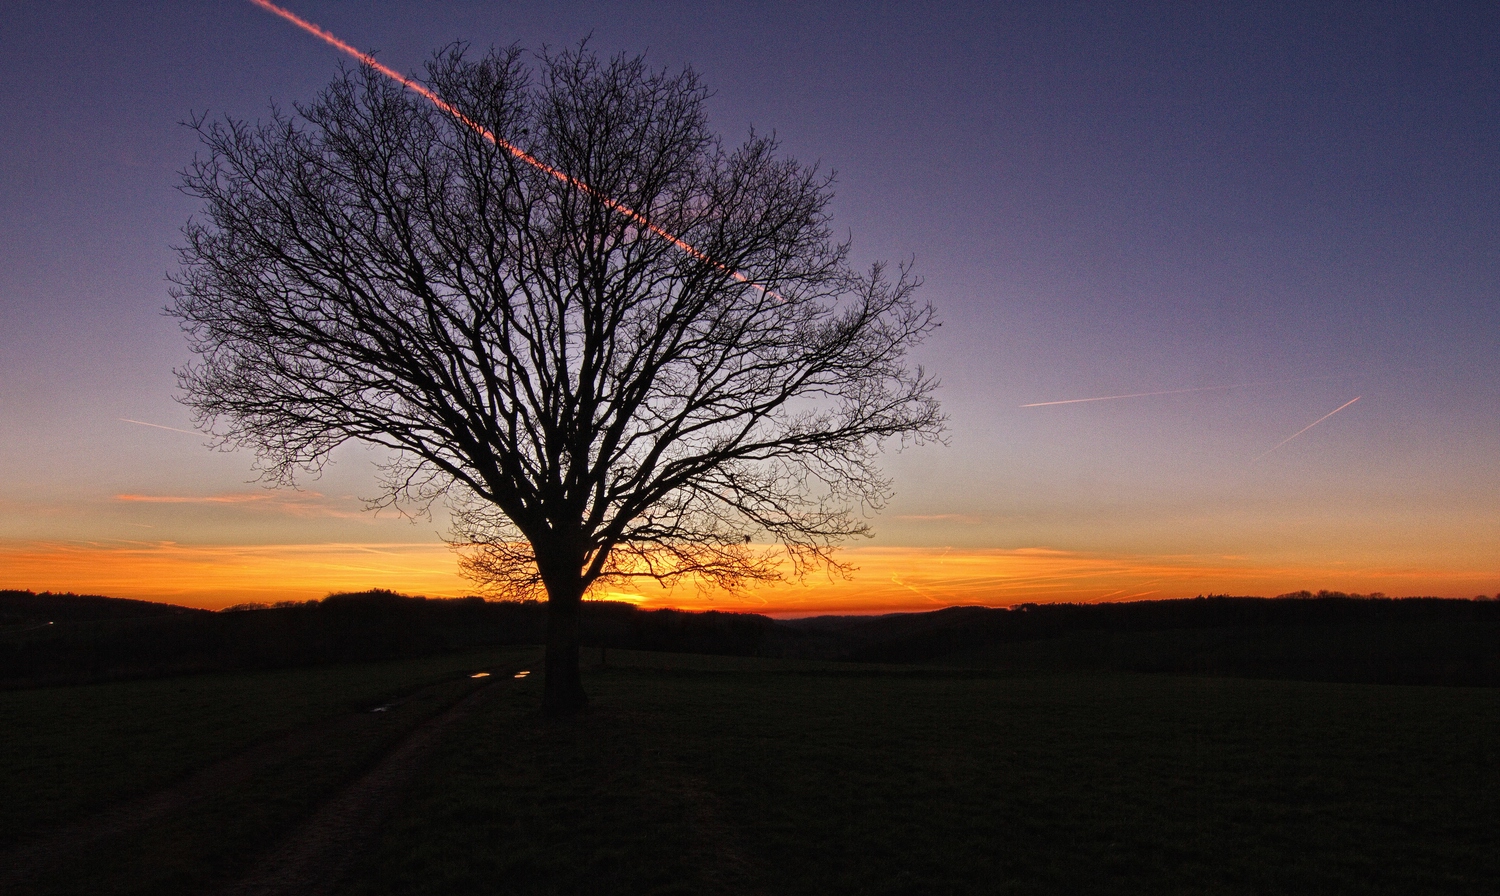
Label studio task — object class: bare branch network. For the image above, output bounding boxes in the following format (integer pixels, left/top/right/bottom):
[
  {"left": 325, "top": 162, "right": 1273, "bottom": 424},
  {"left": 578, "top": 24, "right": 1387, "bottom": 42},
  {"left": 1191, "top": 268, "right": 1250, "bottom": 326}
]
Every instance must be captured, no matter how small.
[{"left": 172, "top": 45, "right": 943, "bottom": 604}]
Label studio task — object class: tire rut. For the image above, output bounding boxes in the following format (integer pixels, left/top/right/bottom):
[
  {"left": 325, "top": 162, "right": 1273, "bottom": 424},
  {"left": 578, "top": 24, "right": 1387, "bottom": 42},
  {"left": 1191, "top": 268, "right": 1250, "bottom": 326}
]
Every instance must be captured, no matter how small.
[
  {"left": 0, "top": 665, "right": 521, "bottom": 894},
  {"left": 215, "top": 675, "right": 504, "bottom": 896}
]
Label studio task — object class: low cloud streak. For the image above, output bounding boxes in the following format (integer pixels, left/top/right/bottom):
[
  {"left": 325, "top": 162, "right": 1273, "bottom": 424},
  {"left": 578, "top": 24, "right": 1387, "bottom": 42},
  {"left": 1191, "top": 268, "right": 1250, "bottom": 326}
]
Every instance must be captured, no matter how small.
[{"left": 2, "top": 540, "right": 1486, "bottom": 613}]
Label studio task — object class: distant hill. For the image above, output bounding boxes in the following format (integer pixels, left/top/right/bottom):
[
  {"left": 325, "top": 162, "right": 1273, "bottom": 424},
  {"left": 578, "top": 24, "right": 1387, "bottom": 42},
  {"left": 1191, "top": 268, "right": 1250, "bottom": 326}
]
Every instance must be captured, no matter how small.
[
  {"left": 0, "top": 590, "right": 530, "bottom": 687},
  {"left": 0, "top": 590, "right": 208, "bottom": 625},
  {"left": 0, "top": 589, "right": 794, "bottom": 687},
  {"left": 801, "top": 594, "right": 1500, "bottom": 686},
  {"left": 2, "top": 589, "right": 1497, "bottom": 689}
]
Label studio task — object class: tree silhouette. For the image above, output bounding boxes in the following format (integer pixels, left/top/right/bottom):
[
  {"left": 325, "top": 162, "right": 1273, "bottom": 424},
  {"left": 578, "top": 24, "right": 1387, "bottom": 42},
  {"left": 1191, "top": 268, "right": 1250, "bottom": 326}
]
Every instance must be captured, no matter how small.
[{"left": 172, "top": 45, "right": 942, "bottom": 713}]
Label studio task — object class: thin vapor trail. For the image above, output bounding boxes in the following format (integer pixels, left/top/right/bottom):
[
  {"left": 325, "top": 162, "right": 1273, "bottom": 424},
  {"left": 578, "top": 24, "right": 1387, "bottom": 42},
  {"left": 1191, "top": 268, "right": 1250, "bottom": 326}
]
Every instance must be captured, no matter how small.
[
  {"left": 120, "top": 418, "right": 201, "bottom": 437},
  {"left": 1020, "top": 375, "right": 1348, "bottom": 408},
  {"left": 1021, "top": 384, "right": 1241, "bottom": 407},
  {"left": 247, "top": 0, "right": 773, "bottom": 296},
  {"left": 1252, "top": 396, "right": 1361, "bottom": 462}
]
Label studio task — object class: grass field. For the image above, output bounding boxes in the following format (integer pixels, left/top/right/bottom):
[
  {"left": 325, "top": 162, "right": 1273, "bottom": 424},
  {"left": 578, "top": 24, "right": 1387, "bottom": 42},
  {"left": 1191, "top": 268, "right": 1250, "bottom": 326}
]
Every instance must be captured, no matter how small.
[
  {"left": 344, "top": 652, "right": 1498, "bottom": 895},
  {"left": 4, "top": 649, "right": 1497, "bottom": 894},
  {"left": 0, "top": 647, "right": 537, "bottom": 894}
]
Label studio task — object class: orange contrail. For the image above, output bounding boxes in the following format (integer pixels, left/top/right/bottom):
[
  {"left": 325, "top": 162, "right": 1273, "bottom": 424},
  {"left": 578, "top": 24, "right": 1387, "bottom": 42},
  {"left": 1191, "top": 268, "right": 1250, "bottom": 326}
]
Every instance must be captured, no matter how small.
[
  {"left": 247, "top": 0, "right": 769, "bottom": 294},
  {"left": 1252, "top": 396, "right": 1361, "bottom": 462}
]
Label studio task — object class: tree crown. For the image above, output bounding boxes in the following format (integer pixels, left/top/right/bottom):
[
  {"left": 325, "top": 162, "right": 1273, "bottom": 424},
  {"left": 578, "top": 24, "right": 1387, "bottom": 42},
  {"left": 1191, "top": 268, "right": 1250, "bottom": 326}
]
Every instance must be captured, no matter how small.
[{"left": 172, "top": 44, "right": 943, "bottom": 597}]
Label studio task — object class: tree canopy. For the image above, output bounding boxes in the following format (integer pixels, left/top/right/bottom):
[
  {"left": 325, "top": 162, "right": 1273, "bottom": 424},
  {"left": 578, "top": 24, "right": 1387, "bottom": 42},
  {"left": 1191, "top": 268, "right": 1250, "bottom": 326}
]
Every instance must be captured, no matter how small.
[{"left": 172, "top": 45, "right": 942, "bottom": 712}]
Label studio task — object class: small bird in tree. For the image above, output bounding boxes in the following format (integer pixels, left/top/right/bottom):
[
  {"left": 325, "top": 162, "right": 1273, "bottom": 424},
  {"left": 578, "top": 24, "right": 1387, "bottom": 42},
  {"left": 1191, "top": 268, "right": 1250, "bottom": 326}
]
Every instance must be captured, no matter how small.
[{"left": 171, "top": 44, "right": 943, "bottom": 714}]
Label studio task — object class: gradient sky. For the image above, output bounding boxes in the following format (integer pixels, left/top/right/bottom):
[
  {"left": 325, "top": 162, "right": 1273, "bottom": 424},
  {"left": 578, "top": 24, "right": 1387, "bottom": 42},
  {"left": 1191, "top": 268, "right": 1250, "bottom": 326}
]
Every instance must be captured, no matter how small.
[{"left": 2, "top": 1, "right": 1497, "bottom": 611}]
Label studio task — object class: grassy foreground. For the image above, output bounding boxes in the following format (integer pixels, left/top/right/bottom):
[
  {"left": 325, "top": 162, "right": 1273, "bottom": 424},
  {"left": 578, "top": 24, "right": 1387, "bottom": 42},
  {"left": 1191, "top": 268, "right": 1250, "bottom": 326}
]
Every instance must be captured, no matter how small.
[
  {"left": 343, "top": 652, "right": 1499, "bottom": 895},
  {"left": 3, "top": 649, "right": 1496, "bottom": 894},
  {"left": 0, "top": 647, "right": 537, "bottom": 895}
]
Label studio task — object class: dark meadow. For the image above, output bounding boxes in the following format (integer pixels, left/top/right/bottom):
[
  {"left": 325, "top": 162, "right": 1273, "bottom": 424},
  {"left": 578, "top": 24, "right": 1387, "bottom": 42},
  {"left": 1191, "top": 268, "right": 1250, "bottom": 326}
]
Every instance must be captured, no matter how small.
[{"left": 2, "top": 590, "right": 1498, "bottom": 894}]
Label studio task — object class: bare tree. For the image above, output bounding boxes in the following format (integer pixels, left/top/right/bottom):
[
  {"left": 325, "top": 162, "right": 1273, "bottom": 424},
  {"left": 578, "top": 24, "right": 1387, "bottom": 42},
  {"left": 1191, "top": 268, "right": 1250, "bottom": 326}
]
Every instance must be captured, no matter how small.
[{"left": 171, "top": 45, "right": 942, "bottom": 714}]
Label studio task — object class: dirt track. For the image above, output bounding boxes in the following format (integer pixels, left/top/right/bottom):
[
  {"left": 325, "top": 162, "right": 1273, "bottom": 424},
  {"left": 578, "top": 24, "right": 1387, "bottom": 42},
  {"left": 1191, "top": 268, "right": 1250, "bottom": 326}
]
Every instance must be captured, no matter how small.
[
  {"left": 216, "top": 678, "right": 499, "bottom": 896},
  {"left": 0, "top": 667, "right": 516, "bottom": 895}
]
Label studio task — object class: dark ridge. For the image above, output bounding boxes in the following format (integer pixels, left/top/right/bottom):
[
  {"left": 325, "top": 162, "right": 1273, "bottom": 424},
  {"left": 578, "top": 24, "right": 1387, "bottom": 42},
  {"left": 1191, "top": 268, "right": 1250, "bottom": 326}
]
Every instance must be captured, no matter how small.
[
  {"left": 0, "top": 590, "right": 785, "bottom": 688},
  {"left": 0, "top": 590, "right": 207, "bottom": 625},
  {"left": 0, "top": 591, "right": 532, "bottom": 688},
  {"left": 2, "top": 590, "right": 1498, "bottom": 689},
  {"left": 828, "top": 594, "right": 1500, "bottom": 686}
]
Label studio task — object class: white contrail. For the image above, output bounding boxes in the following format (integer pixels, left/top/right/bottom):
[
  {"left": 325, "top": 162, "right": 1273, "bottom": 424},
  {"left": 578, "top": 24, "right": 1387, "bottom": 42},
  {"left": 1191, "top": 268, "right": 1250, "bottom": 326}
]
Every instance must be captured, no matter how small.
[
  {"left": 120, "top": 418, "right": 201, "bottom": 436},
  {"left": 1020, "top": 375, "right": 1348, "bottom": 408},
  {"left": 1252, "top": 396, "right": 1361, "bottom": 462},
  {"left": 1021, "top": 384, "right": 1242, "bottom": 407},
  {"left": 247, "top": 0, "right": 775, "bottom": 297}
]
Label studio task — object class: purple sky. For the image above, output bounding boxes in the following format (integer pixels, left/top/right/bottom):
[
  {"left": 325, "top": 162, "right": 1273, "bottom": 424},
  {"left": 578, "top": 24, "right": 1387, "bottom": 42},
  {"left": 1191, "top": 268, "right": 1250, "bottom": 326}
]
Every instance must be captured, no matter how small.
[{"left": 2, "top": 2, "right": 1497, "bottom": 606}]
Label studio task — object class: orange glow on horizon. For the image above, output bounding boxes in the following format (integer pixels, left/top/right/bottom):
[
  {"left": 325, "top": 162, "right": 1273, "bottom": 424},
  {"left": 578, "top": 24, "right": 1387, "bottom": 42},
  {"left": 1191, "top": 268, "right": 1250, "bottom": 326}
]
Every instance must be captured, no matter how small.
[
  {"left": 3, "top": 540, "right": 1487, "bottom": 613},
  {"left": 0, "top": 541, "right": 470, "bottom": 608}
]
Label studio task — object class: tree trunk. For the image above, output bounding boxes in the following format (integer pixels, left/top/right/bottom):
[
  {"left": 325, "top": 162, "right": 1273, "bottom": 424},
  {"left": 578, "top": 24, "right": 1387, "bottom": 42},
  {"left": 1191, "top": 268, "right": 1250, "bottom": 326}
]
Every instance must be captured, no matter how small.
[{"left": 541, "top": 581, "right": 588, "bottom": 716}]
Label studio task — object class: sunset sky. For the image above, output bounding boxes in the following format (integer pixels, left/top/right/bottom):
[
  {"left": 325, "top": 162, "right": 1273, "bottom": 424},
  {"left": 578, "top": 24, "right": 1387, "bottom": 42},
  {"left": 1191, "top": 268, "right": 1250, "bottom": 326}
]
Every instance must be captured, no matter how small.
[{"left": 2, "top": 2, "right": 1497, "bottom": 612}]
